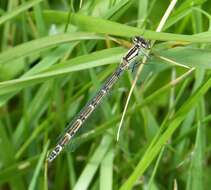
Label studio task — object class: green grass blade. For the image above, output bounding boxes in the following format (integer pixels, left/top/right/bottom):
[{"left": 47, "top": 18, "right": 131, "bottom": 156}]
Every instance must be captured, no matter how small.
[
  {"left": 42, "top": 10, "right": 211, "bottom": 42},
  {"left": 100, "top": 148, "right": 114, "bottom": 190},
  {"left": 0, "top": 47, "right": 124, "bottom": 96},
  {"left": 0, "top": 32, "right": 103, "bottom": 65}
]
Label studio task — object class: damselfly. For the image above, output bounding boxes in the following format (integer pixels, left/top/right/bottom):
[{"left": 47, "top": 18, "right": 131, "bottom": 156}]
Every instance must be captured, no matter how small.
[{"left": 47, "top": 36, "right": 150, "bottom": 162}]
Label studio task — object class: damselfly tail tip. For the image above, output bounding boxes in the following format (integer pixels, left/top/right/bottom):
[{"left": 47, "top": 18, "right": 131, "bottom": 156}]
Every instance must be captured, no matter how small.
[
  {"left": 46, "top": 151, "right": 56, "bottom": 163},
  {"left": 47, "top": 144, "right": 63, "bottom": 163}
]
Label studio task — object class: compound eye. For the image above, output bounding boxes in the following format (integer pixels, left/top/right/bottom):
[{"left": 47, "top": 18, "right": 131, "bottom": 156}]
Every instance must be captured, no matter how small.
[
  {"left": 141, "top": 42, "right": 147, "bottom": 48},
  {"left": 133, "top": 36, "right": 139, "bottom": 43},
  {"left": 142, "top": 41, "right": 150, "bottom": 49}
]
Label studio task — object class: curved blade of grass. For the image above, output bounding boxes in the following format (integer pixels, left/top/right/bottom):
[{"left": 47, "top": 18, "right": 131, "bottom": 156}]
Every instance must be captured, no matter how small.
[
  {"left": 0, "top": 47, "right": 124, "bottom": 96},
  {"left": 42, "top": 10, "right": 211, "bottom": 42},
  {"left": 0, "top": 0, "right": 43, "bottom": 26},
  {"left": 0, "top": 32, "right": 103, "bottom": 65}
]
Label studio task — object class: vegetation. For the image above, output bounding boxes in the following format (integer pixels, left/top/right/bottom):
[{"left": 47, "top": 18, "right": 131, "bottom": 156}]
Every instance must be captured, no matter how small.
[{"left": 0, "top": 0, "right": 211, "bottom": 189}]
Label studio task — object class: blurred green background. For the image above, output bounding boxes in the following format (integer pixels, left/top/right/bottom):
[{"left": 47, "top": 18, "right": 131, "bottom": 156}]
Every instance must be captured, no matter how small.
[{"left": 1, "top": 0, "right": 211, "bottom": 189}]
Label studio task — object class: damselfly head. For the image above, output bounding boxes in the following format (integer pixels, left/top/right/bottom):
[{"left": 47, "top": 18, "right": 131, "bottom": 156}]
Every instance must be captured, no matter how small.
[{"left": 133, "top": 36, "right": 150, "bottom": 49}]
